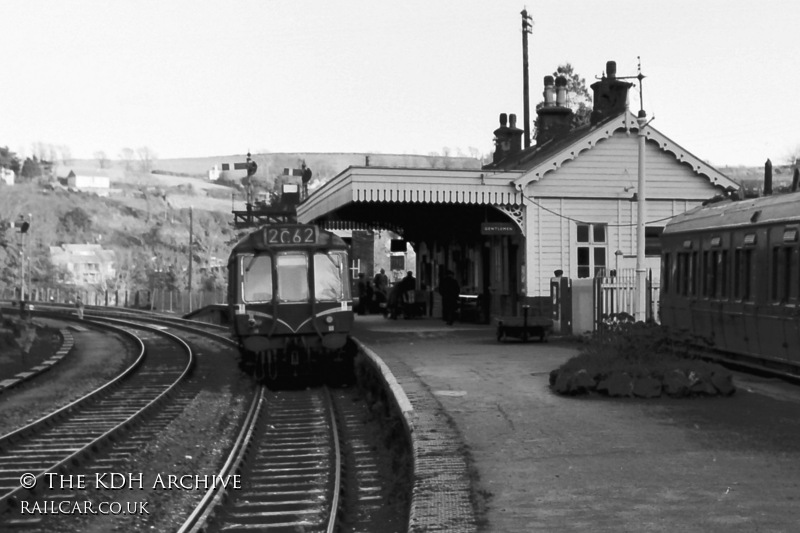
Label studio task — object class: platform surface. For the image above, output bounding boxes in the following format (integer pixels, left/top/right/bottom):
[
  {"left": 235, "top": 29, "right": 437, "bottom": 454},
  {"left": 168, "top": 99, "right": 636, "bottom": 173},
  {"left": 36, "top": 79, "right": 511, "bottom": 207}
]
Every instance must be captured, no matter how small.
[{"left": 353, "top": 314, "right": 800, "bottom": 533}]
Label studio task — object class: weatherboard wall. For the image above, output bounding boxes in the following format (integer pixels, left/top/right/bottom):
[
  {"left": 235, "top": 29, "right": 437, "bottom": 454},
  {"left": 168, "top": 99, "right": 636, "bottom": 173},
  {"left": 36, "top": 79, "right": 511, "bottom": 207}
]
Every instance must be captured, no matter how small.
[{"left": 522, "top": 132, "right": 723, "bottom": 297}]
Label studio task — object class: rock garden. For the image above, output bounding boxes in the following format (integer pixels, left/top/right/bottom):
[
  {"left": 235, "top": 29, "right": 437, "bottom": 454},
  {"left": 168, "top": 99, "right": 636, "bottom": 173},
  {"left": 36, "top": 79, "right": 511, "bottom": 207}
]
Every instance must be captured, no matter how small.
[{"left": 549, "top": 316, "right": 735, "bottom": 398}]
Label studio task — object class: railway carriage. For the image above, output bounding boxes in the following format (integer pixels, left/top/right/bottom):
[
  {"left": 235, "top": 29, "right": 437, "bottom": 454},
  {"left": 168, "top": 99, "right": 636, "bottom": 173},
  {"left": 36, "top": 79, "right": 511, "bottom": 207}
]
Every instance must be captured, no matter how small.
[
  {"left": 227, "top": 223, "right": 354, "bottom": 381},
  {"left": 660, "top": 190, "right": 800, "bottom": 368}
]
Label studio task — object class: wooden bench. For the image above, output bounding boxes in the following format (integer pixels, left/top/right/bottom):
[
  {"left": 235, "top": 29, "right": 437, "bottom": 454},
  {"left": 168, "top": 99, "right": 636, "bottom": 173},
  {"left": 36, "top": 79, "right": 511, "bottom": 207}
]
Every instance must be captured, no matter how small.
[{"left": 495, "top": 316, "right": 553, "bottom": 343}]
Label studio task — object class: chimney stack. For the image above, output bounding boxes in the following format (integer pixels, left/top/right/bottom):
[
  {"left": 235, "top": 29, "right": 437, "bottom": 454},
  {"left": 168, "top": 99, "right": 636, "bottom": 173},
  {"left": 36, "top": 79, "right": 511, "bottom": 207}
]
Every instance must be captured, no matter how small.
[
  {"left": 764, "top": 159, "right": 773, "bottom": 196},
  {"left": 590, "top": 60, "right": 633, "bottom": 124},
  {"left": 535, "top": 75, "right": 573, "bottom": 146},
  {"left": 492, "top": 113, "right": 524, "bottom": 163}
]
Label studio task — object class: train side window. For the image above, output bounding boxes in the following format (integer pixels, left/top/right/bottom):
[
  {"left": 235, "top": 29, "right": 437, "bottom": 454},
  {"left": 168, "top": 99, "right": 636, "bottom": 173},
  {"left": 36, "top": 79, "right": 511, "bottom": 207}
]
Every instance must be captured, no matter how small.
[
  {"left": 717, "top": 250, "right": 729, "bottom": 299},
  {"left": 677, "top": 252, "right": 689, "bottom": 296},
  {"left": 703, "top": 251, "right": 715, "bottom": 298},
  {"left": 689, "top": 251, "right": 698, "bottom": 296},
  {"left": 662, "top": 253, "right": 671, "bottom": 294},
  {"left": 742, "top": 249, "right": 753, "bottom": 301},
  {"left": 771, "top": 247, "right": 781, "bottom": 302},
  {"left": 241, "top": 254, "right": 273, "bottom": 302},
  {"left": 276, "top": 253, "right": 309, "bottom": 302},
  {"left": 784, "top": 247, "right": 794, "bottom": 302}
]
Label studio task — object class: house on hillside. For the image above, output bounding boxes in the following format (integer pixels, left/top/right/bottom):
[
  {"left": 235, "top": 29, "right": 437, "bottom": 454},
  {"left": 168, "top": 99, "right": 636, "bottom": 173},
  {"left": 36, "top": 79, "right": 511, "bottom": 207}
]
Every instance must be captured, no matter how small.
[
  {"left": 0, "top": 167, "right": 14, "bottom": 186},
  {"left": 49, "top": 244, "right": 117, "bottom": 287},
  {"left": 56, "top": 169, "right": 111, "bottom": 196},
  {"left": 484, "top": 60, "right": 738, "bottom": 317}
]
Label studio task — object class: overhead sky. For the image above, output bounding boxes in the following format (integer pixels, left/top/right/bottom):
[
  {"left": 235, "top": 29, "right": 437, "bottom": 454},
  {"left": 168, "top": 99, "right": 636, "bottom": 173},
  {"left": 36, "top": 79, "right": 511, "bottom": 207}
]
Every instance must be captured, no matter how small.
[{"left": 3, "top": 0, "right": 798, "bottom": 167}]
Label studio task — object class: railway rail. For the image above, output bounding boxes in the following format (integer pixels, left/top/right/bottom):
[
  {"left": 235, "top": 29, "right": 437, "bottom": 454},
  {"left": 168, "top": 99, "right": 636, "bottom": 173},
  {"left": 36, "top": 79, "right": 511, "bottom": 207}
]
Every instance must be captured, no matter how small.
[
  {"left": 0, "top": 318, "right": 194, "bottom": 517},
  {"left": 181, "top": 385, "right": 407, "bottom": 533}
]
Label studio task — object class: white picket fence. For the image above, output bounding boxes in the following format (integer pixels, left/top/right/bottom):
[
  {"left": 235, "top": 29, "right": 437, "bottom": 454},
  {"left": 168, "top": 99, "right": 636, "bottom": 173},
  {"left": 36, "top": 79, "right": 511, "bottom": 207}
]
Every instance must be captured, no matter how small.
[{"left": 596, "top": 268, "right": 660, "bottom": 323}]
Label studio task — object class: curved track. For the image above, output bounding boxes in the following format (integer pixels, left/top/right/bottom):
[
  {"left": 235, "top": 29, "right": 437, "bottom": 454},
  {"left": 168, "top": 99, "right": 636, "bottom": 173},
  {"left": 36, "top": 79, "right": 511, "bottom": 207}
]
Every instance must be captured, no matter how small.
[{"left": 0, "top": 319, "right": 194, "bottom": 514}]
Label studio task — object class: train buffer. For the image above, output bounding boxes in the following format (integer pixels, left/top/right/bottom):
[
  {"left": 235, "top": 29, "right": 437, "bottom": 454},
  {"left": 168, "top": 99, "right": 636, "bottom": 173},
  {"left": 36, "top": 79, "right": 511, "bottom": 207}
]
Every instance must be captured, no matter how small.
[{"left": 495, "top": 312, "right": 553, "bottom": 343}]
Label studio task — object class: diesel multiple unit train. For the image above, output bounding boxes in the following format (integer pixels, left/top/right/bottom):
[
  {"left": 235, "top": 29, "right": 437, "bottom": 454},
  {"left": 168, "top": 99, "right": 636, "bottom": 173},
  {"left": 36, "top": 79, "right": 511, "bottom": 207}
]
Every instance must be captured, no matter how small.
[
  {"left": 660, "top": 189, "right": 800, "bottom": 370},
  {"left": 227, "top": 223, "right": 354, "bottom": 381}
]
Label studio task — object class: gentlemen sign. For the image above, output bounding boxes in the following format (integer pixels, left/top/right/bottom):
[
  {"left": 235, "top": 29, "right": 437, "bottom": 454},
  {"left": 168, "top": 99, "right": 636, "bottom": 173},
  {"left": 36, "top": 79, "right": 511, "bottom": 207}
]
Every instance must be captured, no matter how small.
[{"left": 481, "top": 222, "right": 518, "bottom": 235}]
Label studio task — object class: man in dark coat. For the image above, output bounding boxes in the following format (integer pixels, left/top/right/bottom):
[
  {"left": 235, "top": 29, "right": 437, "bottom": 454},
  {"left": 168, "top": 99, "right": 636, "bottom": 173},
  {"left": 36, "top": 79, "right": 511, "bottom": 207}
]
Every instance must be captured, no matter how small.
[{"left": 439, "top": 271, "right": 460, "bottom": 325}]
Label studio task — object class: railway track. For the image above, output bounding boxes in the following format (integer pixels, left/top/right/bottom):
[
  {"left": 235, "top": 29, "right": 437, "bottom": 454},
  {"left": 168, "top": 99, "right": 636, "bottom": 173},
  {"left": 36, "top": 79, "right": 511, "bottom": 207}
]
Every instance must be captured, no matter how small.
[
  {"left": 0, "top": 319, "right": 194, "bottom": 517},
  {"left": 182, "top": 386, "right": 341, "bottom": 532},
  {"left": 181, "top": 385, "right": 407, "bottom": 533}
]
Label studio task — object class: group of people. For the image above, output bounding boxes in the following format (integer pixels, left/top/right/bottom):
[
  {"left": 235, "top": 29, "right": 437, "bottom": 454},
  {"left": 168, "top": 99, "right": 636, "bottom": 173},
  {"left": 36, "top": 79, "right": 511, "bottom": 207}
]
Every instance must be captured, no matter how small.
[
  {"left": 356, "top": 268, "right": 461, "bottom": 324},
  {"left": 357, "top": 268, "right": 420, "bottom": 319}
]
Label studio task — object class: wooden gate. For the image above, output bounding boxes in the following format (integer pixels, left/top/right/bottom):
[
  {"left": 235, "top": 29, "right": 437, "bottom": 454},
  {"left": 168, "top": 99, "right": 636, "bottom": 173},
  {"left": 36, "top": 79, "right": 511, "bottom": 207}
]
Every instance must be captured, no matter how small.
[{"left": 596, "top": 268, "right": 660, "bottom": 324}]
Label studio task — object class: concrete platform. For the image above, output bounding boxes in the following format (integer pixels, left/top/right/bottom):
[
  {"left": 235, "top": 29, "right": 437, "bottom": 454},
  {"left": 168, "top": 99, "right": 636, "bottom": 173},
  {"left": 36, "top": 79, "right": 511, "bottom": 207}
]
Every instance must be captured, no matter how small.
[{"left": 352, "top": 314, "right": 800, "bottom": 532}]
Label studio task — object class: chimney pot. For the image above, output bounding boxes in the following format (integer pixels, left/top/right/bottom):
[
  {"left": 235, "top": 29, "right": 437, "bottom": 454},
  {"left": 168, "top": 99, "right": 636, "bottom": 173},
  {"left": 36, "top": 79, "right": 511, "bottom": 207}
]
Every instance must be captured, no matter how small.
[
  {"left": 556, "top": 76, "right": 568, "bottom": 107},
  {"left": 499, "top": 113, "right": 508, "bottom": 126},
  {"left": 509, "top": 114, "right": 517, "bottom": 128},
  {"left": 606, "top": 61, "right": 617, "bottom": 79},
  {"left": 543, "top": 76, "right": 555, "bottom": 107}
]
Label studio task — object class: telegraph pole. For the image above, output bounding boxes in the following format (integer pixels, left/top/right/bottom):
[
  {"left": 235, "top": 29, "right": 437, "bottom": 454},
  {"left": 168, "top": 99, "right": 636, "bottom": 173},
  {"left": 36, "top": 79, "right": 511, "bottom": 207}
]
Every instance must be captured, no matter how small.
[
  {"left": 188, "top": 205, "right": 193, "bottom": 312},
  {"left": 521, "top": 9, "right": 533, "bottom": 148},
  {"left": 634, "top": 61, "right": 648, "bottom": 322}
]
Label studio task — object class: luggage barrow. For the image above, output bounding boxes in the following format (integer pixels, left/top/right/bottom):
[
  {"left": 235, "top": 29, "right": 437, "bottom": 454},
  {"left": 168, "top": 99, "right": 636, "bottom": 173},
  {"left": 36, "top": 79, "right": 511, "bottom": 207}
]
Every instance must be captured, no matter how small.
[{"left": 496, "top": 315, "right": 553, "bottom": 343}]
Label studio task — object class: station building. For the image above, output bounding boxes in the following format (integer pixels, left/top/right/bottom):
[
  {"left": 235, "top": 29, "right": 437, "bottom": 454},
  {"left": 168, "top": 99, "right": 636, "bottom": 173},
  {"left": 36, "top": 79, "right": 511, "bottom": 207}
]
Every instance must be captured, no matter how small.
[{"left": 298, "top": 60, "right": 738, "bottom": 321}]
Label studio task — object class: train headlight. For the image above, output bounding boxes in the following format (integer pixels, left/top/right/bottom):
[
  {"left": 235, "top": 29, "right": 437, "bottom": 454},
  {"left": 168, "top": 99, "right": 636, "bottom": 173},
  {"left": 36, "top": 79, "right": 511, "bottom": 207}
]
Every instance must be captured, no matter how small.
[{"left": 325, "top": 316, "right": 334, "bottom": 324}]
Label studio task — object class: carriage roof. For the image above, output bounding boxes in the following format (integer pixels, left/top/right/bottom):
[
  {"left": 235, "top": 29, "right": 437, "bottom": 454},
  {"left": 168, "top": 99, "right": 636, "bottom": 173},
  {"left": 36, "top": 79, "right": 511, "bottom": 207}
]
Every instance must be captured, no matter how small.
[{"left": 663, "top": 191, "right": 800, "bottom": 236}]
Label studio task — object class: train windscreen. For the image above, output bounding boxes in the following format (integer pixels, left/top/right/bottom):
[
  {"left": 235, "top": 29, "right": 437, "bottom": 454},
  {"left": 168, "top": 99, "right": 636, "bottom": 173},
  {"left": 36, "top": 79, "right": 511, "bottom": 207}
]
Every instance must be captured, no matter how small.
[
  {"left": 241, "top": 254, "right": 273, "bottom": 302},
  {"left": 314, "top": 251, "right": 350, "bottom": 301},
  {"left": 277, "top": 253, "right": 309, "bottom": 302}
]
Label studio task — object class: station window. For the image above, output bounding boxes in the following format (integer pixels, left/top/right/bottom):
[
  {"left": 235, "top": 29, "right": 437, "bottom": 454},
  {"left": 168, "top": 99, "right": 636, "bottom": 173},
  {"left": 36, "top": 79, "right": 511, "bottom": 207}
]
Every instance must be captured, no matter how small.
[
  {"left": 576, "top": 223, "right": 607, "bottom": 278},
  {"left": 390, "top": 255, "right": 405, "bottom": 272},
  {"left": 645, "top": 227, "right": 664, "bottom": 256}
]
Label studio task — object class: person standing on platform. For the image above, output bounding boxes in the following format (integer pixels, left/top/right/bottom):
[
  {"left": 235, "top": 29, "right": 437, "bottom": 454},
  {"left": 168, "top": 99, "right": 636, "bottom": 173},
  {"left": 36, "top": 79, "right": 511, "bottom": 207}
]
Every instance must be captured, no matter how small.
[
  {"left": 439, "top": 271, "right": 460, "bottom": 326},
  {"left": 75, "top": 296, "right": 85, "bottom": 319},
  {"left": 373, "top": 268, "right": 389, "bottom": 315},
  {"left": 399, "top": 271, "right": 417, "bottom": 318},
  {"left": 357, "top": 273, "right": 369, "bottom": 315}
]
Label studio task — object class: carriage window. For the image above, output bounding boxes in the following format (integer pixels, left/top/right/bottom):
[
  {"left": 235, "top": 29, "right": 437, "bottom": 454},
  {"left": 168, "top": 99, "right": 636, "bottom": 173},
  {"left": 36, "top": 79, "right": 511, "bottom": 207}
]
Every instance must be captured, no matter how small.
[
  {"left": 241, "top": 254, "right": 272, "bottom": 302},
  {"left": 314, "top": 252, "right": 350, "bottom": 301},
  {"left": 773, "top": 246, "right": 796, "bottom": 303},
  {"left": 717, "top": 250, "right": 729, "bottom": 299},
  {"left": 276, "top": 253, "right": 308, "bottom": 302},
  {"left": 735, "top": 248, "right": 754, "bottom": 301},
  {"left": 662, "top": 253, "right": 671, "bottom": 294},
  {"left": 703, "top": 251, "right": 715, "bottom": 298}
]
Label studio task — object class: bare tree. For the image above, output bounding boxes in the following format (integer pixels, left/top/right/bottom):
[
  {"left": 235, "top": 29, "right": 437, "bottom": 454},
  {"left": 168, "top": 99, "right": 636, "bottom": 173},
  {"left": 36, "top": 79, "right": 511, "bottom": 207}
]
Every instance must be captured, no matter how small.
[
  {"left": 784, "top": 144, "right": 800, "bottom": 166},
  {"left": 94, "top": 150, "right": 110, "bottom": 169},
  {"left": 119, "top": 147, "right": 135, "bottom": 171},
  {"left": 60, "top": 145, "right": 72, "bottom": 165},
  {"left": 137, "top": 146, "right": 157, "bottom": 173}
]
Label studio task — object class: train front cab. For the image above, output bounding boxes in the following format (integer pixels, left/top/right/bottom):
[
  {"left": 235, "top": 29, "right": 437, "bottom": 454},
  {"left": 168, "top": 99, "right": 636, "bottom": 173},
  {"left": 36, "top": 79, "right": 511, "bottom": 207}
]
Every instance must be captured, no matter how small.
[
  {"left": 227, "top": 245, "right": 354, "bottom": 381},
  {"left": 661, "top": 222, "right": 800, "bottom": 365}
]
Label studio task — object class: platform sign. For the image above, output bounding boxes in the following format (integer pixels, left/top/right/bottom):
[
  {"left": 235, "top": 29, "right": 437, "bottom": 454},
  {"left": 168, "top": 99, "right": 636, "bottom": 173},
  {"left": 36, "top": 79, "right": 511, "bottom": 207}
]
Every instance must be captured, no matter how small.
[{"left": 481, "top": 222, "right": 518, "bottom": 235}]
